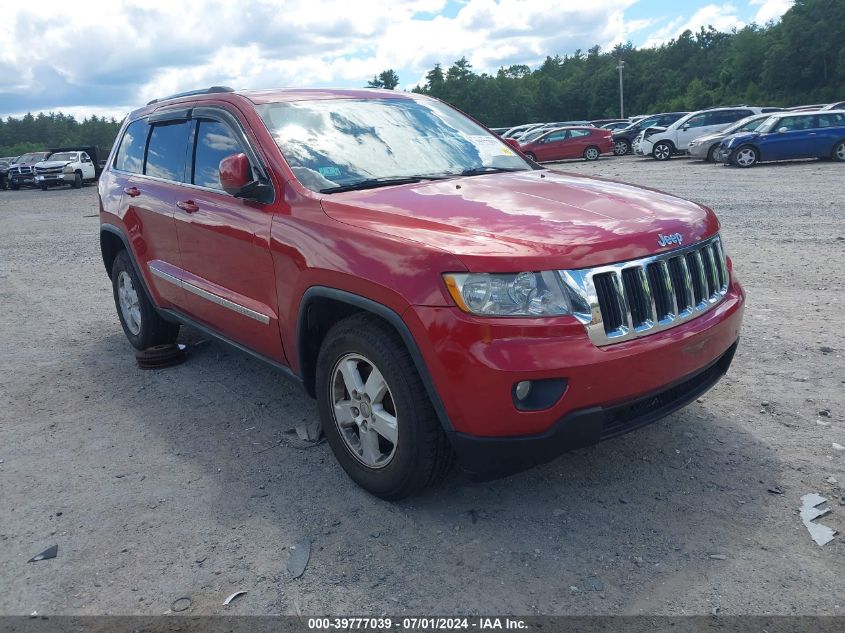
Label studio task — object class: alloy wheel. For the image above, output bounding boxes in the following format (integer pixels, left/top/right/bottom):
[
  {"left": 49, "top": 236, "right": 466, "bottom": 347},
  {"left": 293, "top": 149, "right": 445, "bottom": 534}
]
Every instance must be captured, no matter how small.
[
  {"left": 585, "top": 147, "right": 599, "bottom": 160},
  {"left": 735, "top": 147, "right": 757, "bottom": 167},
  {"left": 835, "top": 142, "right": 845, "bottom": 161},
  {"left": 654, "top": 143, "right": 671, "bottom": 160},
  {"left": 117, "top": 271, "right": 142, "bottom": 335},
  {"left": 330, "top": 353, "right": 398, "bottom": 469},
  {"left": 613, "top": 140, "right": 628, "bottom": 155}
]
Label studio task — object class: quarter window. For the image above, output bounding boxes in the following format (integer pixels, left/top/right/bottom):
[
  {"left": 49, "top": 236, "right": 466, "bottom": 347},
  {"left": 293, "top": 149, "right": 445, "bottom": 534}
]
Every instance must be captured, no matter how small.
[
  {"left": 115, "top": 119, "right": 149, "bottom": 174},
  {"left": 192, "top": 120, "right": 246, "bottom": 190},
  {"left": 145, "top": 122, "right": 190, "bottom": 182}
]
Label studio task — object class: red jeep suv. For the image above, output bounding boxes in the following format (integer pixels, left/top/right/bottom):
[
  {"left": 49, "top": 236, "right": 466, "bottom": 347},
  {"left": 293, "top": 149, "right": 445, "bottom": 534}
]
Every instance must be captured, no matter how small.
[{"left": 99, "top": 86, "right": 744, "bottom": 499}]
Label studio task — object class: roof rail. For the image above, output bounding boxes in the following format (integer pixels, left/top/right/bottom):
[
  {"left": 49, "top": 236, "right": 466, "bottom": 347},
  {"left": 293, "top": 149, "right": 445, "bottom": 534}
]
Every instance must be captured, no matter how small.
[
  {"left": 703, "top": 104, "right": 747, "bottom": 110},
  {"left": 147, "top": 86, "right": 234, "bottom": 106}
]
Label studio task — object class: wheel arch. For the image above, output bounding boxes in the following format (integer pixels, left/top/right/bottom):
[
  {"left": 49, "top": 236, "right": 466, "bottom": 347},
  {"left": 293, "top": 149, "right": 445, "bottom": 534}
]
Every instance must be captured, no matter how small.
[
  {"left": 296, "top": 286, "right": 454, "bottom": 432},
  {"left": 100, "top": 224, "right": 156, "bottom": 305}
]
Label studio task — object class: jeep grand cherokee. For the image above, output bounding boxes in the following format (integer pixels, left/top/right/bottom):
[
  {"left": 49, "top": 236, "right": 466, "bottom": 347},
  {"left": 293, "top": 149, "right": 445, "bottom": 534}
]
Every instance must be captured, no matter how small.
[{"left": 99, "top": 86, "right": 745, "bottom": 499}]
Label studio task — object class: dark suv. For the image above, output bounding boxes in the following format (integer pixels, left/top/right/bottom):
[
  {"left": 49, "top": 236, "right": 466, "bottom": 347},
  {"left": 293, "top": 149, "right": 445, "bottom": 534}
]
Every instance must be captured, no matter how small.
[
  {"left": 99, "top": 87, "right": 744, "bottom": 499},
  {"left": 612, "top": 113, "right": 688, "bottom": 155}
]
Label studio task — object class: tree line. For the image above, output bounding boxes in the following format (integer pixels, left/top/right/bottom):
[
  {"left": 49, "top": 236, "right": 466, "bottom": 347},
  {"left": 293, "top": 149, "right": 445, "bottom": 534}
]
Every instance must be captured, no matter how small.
[{"left": 0, "top": 112, "right": 122, "bottom": 157}]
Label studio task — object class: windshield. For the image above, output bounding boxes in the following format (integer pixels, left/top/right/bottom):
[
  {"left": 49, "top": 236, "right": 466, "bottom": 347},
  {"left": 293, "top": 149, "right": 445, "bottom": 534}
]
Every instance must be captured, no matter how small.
[
  {"left": 521, "top": 128, "right": 551, "bottom": 142},
  {"left": 46, "top": 152, "right": 77, "bottom": 162},
  {"left": 16, "top": 152, "right": 49, "bottom": 164},
  {"left": 725, "top": 116, "right": 766, "bottom": 134},
  {"left": 257, "top": 97, "right": 530, "bottom": 193}
]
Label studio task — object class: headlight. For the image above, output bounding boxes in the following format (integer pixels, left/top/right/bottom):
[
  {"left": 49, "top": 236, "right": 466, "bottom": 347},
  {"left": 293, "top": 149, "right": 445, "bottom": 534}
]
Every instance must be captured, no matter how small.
[
  {"left": 63, "top": 165, "right": 74, "bottom": 173},
  {"left": 443, "top": 271, "right": 591, "bottom": 317}
]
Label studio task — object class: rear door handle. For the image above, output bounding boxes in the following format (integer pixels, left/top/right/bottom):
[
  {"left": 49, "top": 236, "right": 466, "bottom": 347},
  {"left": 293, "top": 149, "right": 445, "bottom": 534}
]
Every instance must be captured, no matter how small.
[
  {"left": 123, "top": 186, "right": 140, "bottom": 197},
  {"left": 176, "top": 200, "right": 199, "bottom": 213}
]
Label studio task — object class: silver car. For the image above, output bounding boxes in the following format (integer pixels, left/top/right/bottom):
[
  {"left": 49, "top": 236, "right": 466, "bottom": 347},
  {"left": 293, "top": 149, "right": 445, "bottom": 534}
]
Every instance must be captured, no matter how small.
[{"left": 687, "top": 114, "right": 771, "bottom": 161}]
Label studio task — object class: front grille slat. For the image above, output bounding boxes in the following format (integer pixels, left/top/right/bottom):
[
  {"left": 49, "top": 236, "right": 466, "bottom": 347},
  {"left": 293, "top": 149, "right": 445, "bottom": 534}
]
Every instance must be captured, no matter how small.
[{"left": 586, "top": 235, "right": 730, "bottom": 347}]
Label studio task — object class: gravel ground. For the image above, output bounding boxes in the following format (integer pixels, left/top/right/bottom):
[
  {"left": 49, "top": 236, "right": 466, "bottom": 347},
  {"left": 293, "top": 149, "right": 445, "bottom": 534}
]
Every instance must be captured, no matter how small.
[{"left": 1, "top": 156, "right": 843, "bottom": 616}]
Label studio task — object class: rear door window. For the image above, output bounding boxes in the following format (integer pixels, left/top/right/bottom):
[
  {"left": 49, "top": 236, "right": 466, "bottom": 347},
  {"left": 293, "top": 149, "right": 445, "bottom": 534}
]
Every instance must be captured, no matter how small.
[
  {"left": 115, "top": 119, "right": 149, "bottom": 174},
  {"left": 145, "top": 122, "right": 191, "bottom": 182},
  {"left": 192, "top": 120, "right": 246, "bottom": 190}
]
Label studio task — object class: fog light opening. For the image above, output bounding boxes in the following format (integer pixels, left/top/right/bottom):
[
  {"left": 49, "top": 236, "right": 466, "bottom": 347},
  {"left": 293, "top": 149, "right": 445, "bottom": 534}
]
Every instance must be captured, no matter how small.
[{"left": 515, "top": 380, "right": 532, "bottom": 401}]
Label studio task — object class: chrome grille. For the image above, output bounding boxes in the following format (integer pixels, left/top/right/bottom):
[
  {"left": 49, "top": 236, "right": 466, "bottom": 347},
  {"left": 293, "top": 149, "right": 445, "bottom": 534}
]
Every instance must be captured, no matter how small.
[
  {"left": 561, "top": 236, "right": 729, "bottom": 347},
  {"left": 35, "top": 166, "right": 63, "bottom": 175}
]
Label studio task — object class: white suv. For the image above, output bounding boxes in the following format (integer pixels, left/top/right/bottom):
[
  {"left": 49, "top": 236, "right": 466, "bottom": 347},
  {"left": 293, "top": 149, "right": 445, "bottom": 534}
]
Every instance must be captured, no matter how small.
[{"left": 637, "top": 107, "right": 764, "bottom": 160}]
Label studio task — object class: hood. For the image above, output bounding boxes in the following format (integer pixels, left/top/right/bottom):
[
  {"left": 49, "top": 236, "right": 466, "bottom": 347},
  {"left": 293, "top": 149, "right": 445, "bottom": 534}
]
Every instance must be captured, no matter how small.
[
  {"left": 320, "top": 170, "right": 718, "bottom": 272},
  {"left": 722, "top": 131, "right": 759, "bottom": 147},
  {"left": 34, "top": 160, "right": 72, "bottom": 169},
  {"left": 690, "top": 131, "right": 727, "bottom": 144}
]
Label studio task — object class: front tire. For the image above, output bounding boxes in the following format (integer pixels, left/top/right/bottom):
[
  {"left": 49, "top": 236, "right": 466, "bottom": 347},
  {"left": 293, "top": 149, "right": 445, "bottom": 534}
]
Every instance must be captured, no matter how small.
[
  {"left": 613, "top": 139, "right": 629, "bottom": 156},
  {"left": 111, "top": 250, "right": 179, "bottom": 350},
  {"left": 706, "top": 144, "right": 718, "bottom": 162},
  {"left": 652, "top": 141, "right": 673, "bottom": 161},
  {"left": 73, "top": 172, "right": 83, "bottom": 188},
  {"left": 316, "top": 313, "right": 453, "bottom": 500},
  {"left": 732, "top": 145, "right": 758, "bottom": 168},
  {"left": 583, "top": 146, "right": 600, "bottom": 161},
  {"left": 833, "top": 140, "right": 845, "bottom": 162}
]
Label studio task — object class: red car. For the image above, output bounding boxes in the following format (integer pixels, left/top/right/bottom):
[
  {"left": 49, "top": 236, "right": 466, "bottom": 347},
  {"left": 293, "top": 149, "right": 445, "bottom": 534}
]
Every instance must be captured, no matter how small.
[
  {"left": 519, "top": 126, "right": 614, "bottom": 162},
  {"left": 99, "top": 87, "right": 744, "bottom": 499}
]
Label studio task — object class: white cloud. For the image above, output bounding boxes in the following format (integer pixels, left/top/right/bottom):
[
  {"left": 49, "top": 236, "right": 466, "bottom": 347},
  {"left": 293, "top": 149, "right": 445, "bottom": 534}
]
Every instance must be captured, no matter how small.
[
  {"left": 749, "top": 0, "right": 793, "bottom": 24},
  {"left": 643, "top": 3, "right": 745, "bottom": 48}
]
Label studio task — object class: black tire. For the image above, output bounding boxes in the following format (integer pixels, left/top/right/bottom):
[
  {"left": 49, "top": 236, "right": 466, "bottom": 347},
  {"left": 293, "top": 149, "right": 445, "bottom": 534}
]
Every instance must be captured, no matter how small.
[
  {"left": 525, "top": 152, "right": 537, "bottom": 162},
  {"left": 111, "top": 250, "right": 179, "bottom": 350},
  {"left": 613, "top": 139, "right": 630, "bottom": 156},
  {"left": 316, "top": 313, "right": 454, "bottom": 500},
  {"left": 10, "top": 182, "right": 19, "bottom": 190},
  {"left": 731, "top": 145, "right": 759, "bottom": 168},
  {"left": 73, "top": 172, "right": 83, "bottom": 189},
  {"left": 832, "top": 140, "right": 845, "bottom": 162},
  {"left": 41, "top": 185, "right": 48, "bottom": 191},
  {"left": 652, "top": 141, "right": 673, "bottom": 161},
  {"left": 706, "top": 144, "right": 718, "bottom": 163},
  {"left": 583, "top": 145, "right": 600, "bottom": 161}
]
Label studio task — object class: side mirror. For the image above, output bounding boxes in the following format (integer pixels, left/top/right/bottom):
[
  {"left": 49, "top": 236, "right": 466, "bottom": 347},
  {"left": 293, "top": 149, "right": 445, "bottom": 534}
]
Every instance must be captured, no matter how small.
[
  {"left": 219, "top": 152, "right": 274, "bottom": 203},
  {"left": 504, "top": 138, "right": 521, "bottom": 151},
  {"left": 682, "top": 124, "right": 690, "bottom": 130},
  {"left": 219, "top": 152, "right": 252, "bottom": 195},
  {"left": 777, "top": 126, "right": 788, "bottom": 133}
]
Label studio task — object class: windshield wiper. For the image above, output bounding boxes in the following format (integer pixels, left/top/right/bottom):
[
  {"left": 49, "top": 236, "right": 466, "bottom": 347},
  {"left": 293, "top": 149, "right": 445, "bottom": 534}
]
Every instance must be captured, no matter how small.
[
  {"left": 320, "top": 174, "right": 452, "bottom": 194},
  {"left": 459, "top": 166, "right": 529, "bottom": 177}
]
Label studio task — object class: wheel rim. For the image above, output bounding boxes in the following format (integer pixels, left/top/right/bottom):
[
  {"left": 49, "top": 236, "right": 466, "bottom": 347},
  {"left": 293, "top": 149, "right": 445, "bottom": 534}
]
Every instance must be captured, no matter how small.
[
  {"left": 586, "top": 148, "right": 599, "bottom": 160},
  {"left": 614, "top": 141, "right": 628, "bottom": 155},
  {"left": 330, "top": 353, "right": 398, "bottom": 469},
  {"left": 836, "top": 143, "right": 845, "bottom": 160},
  {"left": 655, "top": 144, "right": 670, "bottom": 160},
  {"left": 736, "top": 148, "right": 756, "bottom": 166},
  {"left": 117, "top": 271, "right": 142, "bottom": 335}
]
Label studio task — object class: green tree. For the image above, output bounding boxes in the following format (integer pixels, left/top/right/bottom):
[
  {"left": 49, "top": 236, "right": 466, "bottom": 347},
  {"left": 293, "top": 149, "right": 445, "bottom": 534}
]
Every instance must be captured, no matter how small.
[{"left": 366, "top": 69, "right": 400, "bottom": 89}]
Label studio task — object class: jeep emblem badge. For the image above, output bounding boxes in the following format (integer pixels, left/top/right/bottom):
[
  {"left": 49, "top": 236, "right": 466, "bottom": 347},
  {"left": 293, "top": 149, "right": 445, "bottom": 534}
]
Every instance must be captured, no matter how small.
[{"left": 657, "top": 232, "right": 683, "bottom": 247}]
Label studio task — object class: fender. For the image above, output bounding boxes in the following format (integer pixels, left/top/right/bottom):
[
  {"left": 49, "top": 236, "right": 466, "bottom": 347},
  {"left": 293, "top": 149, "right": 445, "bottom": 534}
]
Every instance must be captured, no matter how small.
[
  {"left": 297, "top": 286, "right": 455, "bottom": 433},
  {"left": 100, "top": 223, "right": 154, "bottom": 300}
]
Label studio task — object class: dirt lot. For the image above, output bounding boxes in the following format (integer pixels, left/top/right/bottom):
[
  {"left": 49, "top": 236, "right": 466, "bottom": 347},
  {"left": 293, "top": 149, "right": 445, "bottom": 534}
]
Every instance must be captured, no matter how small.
[{"left": 1, "top": 156, "right": 844, "bottom": 616}]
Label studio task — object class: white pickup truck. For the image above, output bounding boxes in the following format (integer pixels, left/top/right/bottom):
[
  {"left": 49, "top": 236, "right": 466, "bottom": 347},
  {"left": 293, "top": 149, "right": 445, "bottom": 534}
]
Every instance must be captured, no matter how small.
[{"left": 33, "top": 150, "right": 97, "bottom": 189}]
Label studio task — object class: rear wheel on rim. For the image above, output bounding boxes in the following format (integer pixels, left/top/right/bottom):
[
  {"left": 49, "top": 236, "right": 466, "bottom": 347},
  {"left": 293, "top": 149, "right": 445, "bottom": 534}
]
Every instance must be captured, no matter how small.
[
  {"left": 733, "top": 145, "right": 758, "bottom": 168},
  {"left": 583, "top": 146, "right": 600, "bottom": 161},
  {"left": 613, "top": 139, "right": 629, "bottom": 155},
  {"left": 832, "top": 140, "right": 845, "bottom": 161},
  {"left": 525, "top": 151, "right": 537, "bottom": 162},
  {"left": 653, "top": 141, "right": 673, "bottom": 161},
  {"left": 316, "top": 313, "right": 453, "bottom": 499},
  {"left": 111, "top": 250, "right": 179, "bottom": 350}
]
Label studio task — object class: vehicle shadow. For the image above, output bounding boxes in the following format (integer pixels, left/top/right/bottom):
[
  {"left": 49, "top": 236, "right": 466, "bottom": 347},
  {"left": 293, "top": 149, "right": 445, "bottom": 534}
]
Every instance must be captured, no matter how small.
[{"left": 76, "top": 328, "right": 787, "bottom": 615}]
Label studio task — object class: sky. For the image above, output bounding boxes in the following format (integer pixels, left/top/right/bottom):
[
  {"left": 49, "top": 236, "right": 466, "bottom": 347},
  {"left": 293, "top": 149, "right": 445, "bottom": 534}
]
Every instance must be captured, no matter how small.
[{"left": 0, "top": 0, "right": 793, "bottom": 121}]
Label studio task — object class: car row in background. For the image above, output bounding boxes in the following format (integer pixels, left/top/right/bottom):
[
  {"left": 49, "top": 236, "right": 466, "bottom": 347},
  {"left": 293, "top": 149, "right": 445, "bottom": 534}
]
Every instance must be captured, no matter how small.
[
  {"left": 517, "top": 126, "right": 614, "bottom": 162},
  {"left": 2, "top": 146, "right": 105, "bottom": 190}
]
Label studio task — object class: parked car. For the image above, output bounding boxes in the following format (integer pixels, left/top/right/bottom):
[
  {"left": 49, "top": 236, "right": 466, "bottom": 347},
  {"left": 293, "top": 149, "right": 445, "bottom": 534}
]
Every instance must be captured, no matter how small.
[
  {"left": 638, "top": 107, "right": 765, "bottom": 160},
  {"left": 611, "top": 112, "right": 688, "bottom": 155},
  {"left": 0, "top": 156, "right": 17, "bottom": 190},
  {"left": 518, "top": 126, "right": 613, "bottom": 162},
  {"left": 715, "top": 110, "right": 845, "bottom": 167},
  {"left": 489, "top": 127, "right": 509, "bottom": 135},
  {"left": 785, "top": 104, "right": 829, "bottom": 112},
  {"left": 502, "top": 123, "right": 542, "bottom": 138},
  {"left": 34, "top": 150, "right": 98, "bottom": 189},
  {"left": 631, "top": 126, "right": 666, "bottom": 155},
  {"left": 100, "top": 86, "right": 744, "bottom": 498},
  {"left": 686, "top": 113, "right": 772, "bottom": 161},
  {"left": 590, "top": 118, "right": 627, "bottom": 127},
  {"left": 7, "top": 151, "right": 52, "bottom": 189}
]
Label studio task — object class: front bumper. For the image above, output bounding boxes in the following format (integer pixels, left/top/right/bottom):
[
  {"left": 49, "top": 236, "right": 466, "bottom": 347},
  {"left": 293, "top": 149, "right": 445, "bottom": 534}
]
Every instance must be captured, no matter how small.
[
  {"left": 635, "top": 138, "right": 652, "bottom": 155},
  {"left": 10, "top": 173, "right": 35, "bottom": 185},
  {"left": 35, "top": 174, "right": 73, "bottom": 186},
  {"left": 687, "top": 143, "right": 711, "bottom": 159},
  {"left": 405, "top": 279, "right": 744, "bottom": 474},
  {"left": 714, "top": 147, "right": 733, "bottom": 163}
]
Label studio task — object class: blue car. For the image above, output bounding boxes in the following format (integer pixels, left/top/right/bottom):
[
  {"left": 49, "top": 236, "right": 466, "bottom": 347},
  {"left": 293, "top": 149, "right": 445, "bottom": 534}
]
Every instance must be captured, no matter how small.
[{"left": 715, "top": 110, "right": 845, "bottom": 167}]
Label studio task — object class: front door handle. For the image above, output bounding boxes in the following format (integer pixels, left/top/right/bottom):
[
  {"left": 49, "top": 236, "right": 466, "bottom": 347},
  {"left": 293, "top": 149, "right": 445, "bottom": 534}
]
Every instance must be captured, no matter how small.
[
  {"left": 123, "top": 186, "right": 140, "bottom": 197},
  {"left": 176, "top": 200, "right": 199, "bottom": 213}
]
